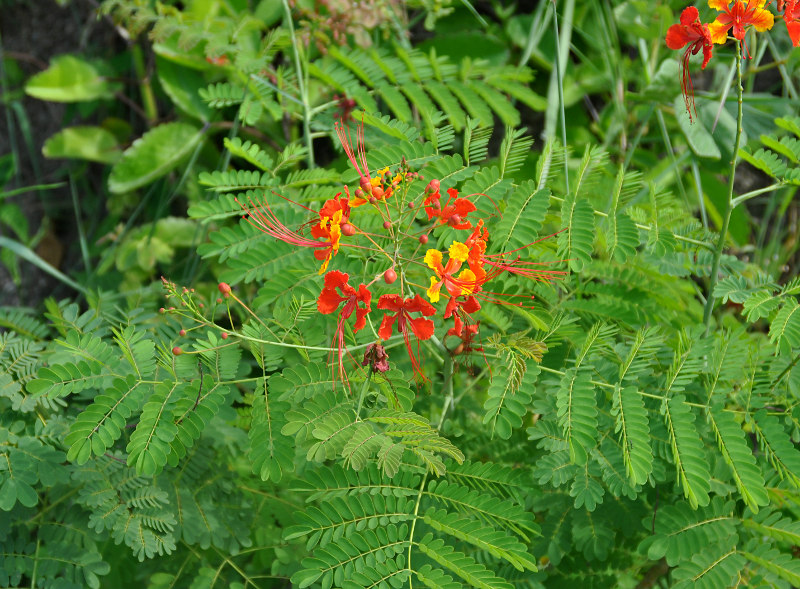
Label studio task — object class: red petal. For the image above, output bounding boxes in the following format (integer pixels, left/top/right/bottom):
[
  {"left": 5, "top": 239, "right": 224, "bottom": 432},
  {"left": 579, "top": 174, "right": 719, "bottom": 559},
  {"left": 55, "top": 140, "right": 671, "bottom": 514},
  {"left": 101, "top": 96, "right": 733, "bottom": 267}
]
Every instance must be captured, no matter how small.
[
  {"left": 353, "top": 307, "right": 369, "bottom": 332},
  {"left": 324, "top": 270, "right": 349, "bottom": 289},
  {"left": 462, "top": 296, "right": 481, "bottom": 314},
  {"left": 317, "top": 287, "right": 343, "bottom": 314},
  {"left": 680, "top": 6, "right": 700, "bottom": 25},
  {"left": 356, "top": 284, "right": 372, "bottom": 306},
  {"left": 666, "top": 24, "right": 692, "bottom": 49},
  {"left": 788, "top": 21, "right": 800, "bottom": 46},
  {"left": 405, "top": 294, "right": 437, "bottom": 316},
  {"left": 378, "top": 314, "right": 396, "bottom": 340},
  {"left": 409, "top": 316, "right": 435, "bottom": 340},
  {"left": 377, "top": 293, "right": 403, "bottom": 311}
]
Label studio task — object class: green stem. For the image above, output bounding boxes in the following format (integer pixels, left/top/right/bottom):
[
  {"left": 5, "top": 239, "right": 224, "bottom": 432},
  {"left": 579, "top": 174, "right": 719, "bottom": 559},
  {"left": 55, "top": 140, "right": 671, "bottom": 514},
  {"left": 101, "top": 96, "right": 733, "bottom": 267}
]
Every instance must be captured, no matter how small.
[
  {"left": 355, "top": 372, "right": 372, "bottom": 419},
  {"left": 730, "top": 182, "right": 784, "bottom": 208},
  {"left": 282, "top": 0, "right": 314, "bottom": 168},
  {"left": 550, "top": 0, "right": 570, "bottom": 195},
  {"left": 703, "top": 40, "right": 744, "bottom": 332}
]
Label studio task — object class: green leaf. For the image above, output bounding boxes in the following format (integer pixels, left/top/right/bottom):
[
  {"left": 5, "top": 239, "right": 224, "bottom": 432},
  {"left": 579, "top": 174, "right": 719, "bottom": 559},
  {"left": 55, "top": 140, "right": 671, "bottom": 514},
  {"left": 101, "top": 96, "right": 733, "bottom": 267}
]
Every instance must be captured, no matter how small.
[
  {"left": 156, "top": 56, "right": 212, "bottom": 122},
  {"left": 492, "top": 182, "right": 550, "bottom": 253},
  {"left": 42, "top": 126, "right": 121, "bottom": 163},
  {"left": 612, "top": 386, "right": 653, "bottom": 485},
  {"left": 742, "top": 547, "right": 800, "bottom": 587},
  {"left": 556, "top": 368, "right": 597, "bottom": 465},
  {"left": 557, "top": 193, "right": 594, "bottom": 271},
  {"left": 674, "top": 95, "right": 721, "bottom": 159},
  {"left": 672, "top": 547, "right": 744, "bottom": 589},
  {"left": 249, "top": 378, "right": 294, "bottom": 482},
  {"left": 769, "top": 298, "right": 800, "bottom": 348},
  {"left": 417, "top": 534, "right": 514, "bottom": 589},
  {"left": 108, "top": 123, "right": 205, "bottom": 193},
  {"left": 663, "top": 395, "right": 710, "bottom": 508},
  {"left": 25, "top": 55, "right": 115, "bottom": 102}
]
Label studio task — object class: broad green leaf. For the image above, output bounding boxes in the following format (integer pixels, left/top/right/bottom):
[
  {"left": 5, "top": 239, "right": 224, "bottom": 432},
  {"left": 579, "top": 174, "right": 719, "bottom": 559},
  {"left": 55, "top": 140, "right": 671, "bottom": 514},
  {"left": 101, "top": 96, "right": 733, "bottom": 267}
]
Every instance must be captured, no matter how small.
[
  {"left": 25, "top": 55, "right": 115, "bottom": 102},
  {"left": 156, "top": 57, "right": 212, "bottom": 122},
  {"left": 108, "top": 123, "right": 204, "bottom": 193},
  {"left": 42, "top": 126, "right": 121, "bottom": 164},
  {"left": 674, "top": 96, "right": 721, "bottom": 160}
]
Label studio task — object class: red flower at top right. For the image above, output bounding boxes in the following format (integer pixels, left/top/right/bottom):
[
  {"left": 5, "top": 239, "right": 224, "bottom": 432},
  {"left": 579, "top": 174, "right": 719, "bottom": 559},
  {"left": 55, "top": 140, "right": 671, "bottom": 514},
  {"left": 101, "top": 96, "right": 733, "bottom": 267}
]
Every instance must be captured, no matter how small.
[
  {"left": 708, "top": 0, "right": 775, "bottom": 47},
  {"left": 784, "top": 0, "right": 800, "bottom": 46}
]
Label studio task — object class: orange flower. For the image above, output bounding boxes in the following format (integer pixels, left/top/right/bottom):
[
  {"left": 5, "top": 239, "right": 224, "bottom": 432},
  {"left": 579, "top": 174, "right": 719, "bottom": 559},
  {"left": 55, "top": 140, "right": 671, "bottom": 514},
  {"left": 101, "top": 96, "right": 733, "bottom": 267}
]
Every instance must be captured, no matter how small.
[
  {"left": 666, "top": 7, "right": 714, "bottom": 120},
  {"left": 708, "top": 0, "right": 775, "bottom": 49}
]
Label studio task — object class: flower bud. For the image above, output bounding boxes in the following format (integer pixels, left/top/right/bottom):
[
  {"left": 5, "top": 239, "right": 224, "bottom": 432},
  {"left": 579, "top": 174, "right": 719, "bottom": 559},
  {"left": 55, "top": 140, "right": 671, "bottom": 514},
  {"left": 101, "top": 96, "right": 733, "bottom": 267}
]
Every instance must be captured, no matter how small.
[
  {"left": 179, "top": 329, "right": 186, "bottom": 336},
  {"left": 448, "top": 214, "right": 462, "bottom": 226},
  {"left": 419, "top": 235, "right": 429, "bottom": 245},
  {"left": 159, "top": 307, "right": 166, "bottom": 314},
  {"left": 384, "top": 268, "right": 397, "bottom": 284},
  {"left": 369, "top": 196, "right": 378, "bottom": 205},
  {"left": 382, "top": 221, "right": 392, "bottom": 230},
  {"left": 426, "top": 179, "right": 440, "bottom": 193},
  {"left": 360, "top": 177, "right": 372, "bottom": 193},
  {"left": 372, "top": 186, "right": 384, "bottom": 199},
  {"left": 218, "top": 282, "right": 232, "bottom": 296},
  {"left": 341, "top": 223, "right": 356, "bottom": 236},
  {"left": 221, "top": 332, "right": 229, "bottom": 340},
  {"left": 172, "top": 347, "right": 183, "bottom": 356}
]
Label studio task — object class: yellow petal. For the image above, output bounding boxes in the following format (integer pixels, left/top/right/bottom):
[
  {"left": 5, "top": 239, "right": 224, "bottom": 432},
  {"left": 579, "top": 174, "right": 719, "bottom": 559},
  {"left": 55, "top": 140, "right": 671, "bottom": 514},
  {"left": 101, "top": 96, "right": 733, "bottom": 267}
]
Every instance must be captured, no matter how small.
[
  {"left": 424, "top": 249, "right": 443, "bottom": 270},
  {"left": 426, "top": 277, "right": 441, "bottom": 303},
  {"left": 457, "top": 269, "right": 476, "bottom": 296},
  {"left": 708, "top": 0, "right": 730, "bottom": 10},
  {"left": 448, "top": 241, "right": 469, "bottom": 262},
  {"left": 708, "top": 19, "right": 730, "bottom": 44},
  {"left": 750, "top": 7, "right": 774, "bottom": 31}
]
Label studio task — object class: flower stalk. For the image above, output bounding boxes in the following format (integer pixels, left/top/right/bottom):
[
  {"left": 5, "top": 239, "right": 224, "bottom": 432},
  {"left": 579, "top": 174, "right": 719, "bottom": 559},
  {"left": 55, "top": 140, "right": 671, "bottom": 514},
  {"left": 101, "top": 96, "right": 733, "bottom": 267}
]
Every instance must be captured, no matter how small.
[{"left": 703, "top": 39, "right": 744, "bottom": 332}]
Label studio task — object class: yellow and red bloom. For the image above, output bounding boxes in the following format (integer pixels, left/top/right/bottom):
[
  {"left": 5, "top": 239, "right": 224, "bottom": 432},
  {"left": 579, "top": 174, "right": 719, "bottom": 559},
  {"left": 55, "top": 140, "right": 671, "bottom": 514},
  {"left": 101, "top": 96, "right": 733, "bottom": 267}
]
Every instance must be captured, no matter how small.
[
  {"left": 666, "top": 7, "right": 714, "bottom": 120},
  {"left": 784, "top": 0, "right": 800, "bottom": 45},
  {"left": 424, "top": 188, "right": 477, "bottom": 230},
  {"left": 424, "top": 244, "right": 478, "bottom": 303},
  {"left": 708, "top": 0, "right": 775, "bottom": 48},
  {"left": 311, "top": 196, "right": 351, "bottom": 273}
]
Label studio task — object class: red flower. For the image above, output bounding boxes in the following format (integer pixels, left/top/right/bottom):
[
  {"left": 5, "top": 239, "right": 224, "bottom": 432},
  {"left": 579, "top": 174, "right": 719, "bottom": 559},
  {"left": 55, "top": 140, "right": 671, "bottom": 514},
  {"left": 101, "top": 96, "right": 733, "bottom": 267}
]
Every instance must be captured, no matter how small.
[
  {"left": 377, "top": 294, "right": 436, "bottom": 380},
  {"left": 666, "top": 7, "right": 714, "bottom": 121},
  {"left": 424, "top": 188, "right": 476, "bottom": 230},
  {"left": 785, "top": 0, "right": 800, "bottom": 45},
  {"left": 317, "top": 271, "right": 371, "bottom": 386},
  {"left": 317, "top": 270, "right": 371, "bottom": 329},
  {"left": 708, "top": 1, "right": 775, "bottom": 49}
]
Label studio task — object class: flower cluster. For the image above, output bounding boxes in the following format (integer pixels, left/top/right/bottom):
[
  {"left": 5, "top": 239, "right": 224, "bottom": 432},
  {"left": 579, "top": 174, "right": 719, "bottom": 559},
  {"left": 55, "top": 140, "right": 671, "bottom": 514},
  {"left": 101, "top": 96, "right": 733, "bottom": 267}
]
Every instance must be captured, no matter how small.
[
  {"left": 666, "top": 1, "right": 790, "bottom": 121},
  {"left": 238, "top": 121, "right": 566, "bottom": 385}
]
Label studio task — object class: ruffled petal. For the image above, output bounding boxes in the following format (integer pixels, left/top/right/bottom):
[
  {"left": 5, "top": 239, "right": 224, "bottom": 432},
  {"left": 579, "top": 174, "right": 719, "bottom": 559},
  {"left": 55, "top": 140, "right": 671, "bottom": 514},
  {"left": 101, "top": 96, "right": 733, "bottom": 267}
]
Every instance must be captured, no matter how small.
[
  {"left": 409, "top": 316, "right": 435, "bottom": 340},
  {"left": 353, "top": 306, "right": 369, "bottom": 332},
  {"left": 427, "top": 277, "right": 442, "bottom": 303},
  {"left": 377, "top": 293, "right": 403, "bottom": 312},
  {"left": 750, "top": 6, "right": 775, "bottom": 31},
  {"left": 317, "top": 287, "right": 344, "bottom": 314},
  {"left": 708, "top": 19, "right": 731, "bottom": 43},
  {"left": 406, "top": 294, "right": 437, "bottom": 316},
  {"left": 424, "top": 249, "right": 444, "bottom": 271},
  {"left": 709, "top": 0, "right": 731, "bottom": 10},
  {"left": 666, "top": 24, "right": 693, "bottom": 49},
  {"left": 680, "top": 6, "right": 701, "bottom": 24},
  {"left": 378, "top": 313, "right": 396, "bottom": 340}
]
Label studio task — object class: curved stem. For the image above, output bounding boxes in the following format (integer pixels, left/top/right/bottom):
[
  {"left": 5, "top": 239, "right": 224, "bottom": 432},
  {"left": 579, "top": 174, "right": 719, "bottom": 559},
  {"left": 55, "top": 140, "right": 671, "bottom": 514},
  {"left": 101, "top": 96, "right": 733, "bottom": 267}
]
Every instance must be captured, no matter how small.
[{"left": 703, "top": 40, "right": 744, "bottom": 333}]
